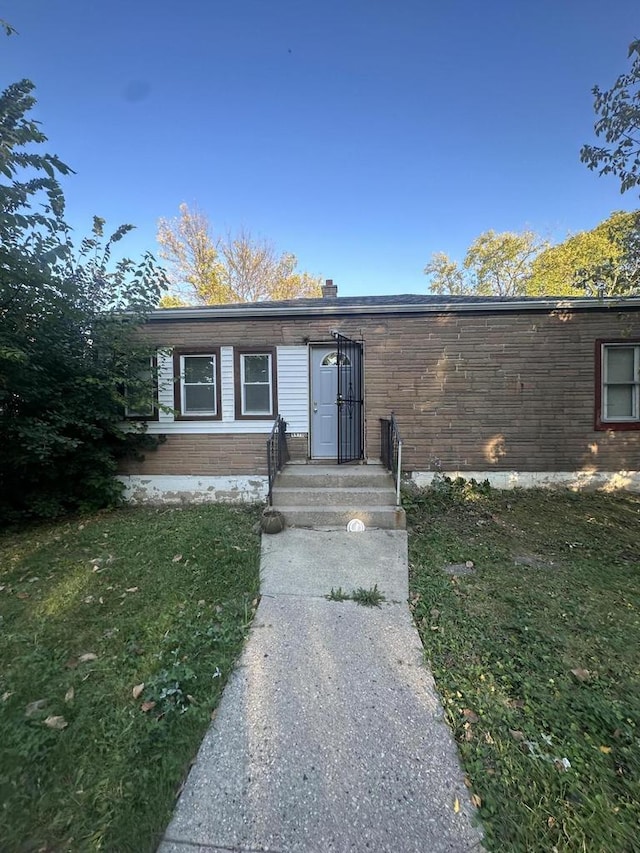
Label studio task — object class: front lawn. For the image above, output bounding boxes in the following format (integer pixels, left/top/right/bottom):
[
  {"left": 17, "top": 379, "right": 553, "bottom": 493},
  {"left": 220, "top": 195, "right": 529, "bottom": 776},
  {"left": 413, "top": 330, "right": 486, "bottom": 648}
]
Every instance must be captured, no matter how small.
[
  {"left": 407, "top": 481, "right": 640, "bottom": 853},
  {"left": 0, "top": 505, "right": 260, "bottom": 852}
]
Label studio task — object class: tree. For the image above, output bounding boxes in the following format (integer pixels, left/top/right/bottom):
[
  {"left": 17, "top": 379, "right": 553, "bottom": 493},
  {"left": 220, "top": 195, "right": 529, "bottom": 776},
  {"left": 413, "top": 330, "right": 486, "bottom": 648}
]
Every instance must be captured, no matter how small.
[
  {"left": 157, "top": 203, "right": 322, "bottom": 304},
  {"left": 423, "top": 252, "right": 470, "bottom": 295},
  {"left": 424, "top": 230, "right": 547, "bottom": 296},
  {"left": 581, "top": 39, "right": 640, "bottom": 197},
  {"left": 0, "top": 80, "right": 166, "bottom": 522},
  {"left": 156, "top": 203, "right": 229, "bottom": 304},
  {"left": 158, "top": 293, "right": 188, "bottom": 308},
  {"left": 528, "top": 210, "right": 640, "bottom": 297},
  {"left": 574, "top": 211, "right": 640, "bottom": 296}
]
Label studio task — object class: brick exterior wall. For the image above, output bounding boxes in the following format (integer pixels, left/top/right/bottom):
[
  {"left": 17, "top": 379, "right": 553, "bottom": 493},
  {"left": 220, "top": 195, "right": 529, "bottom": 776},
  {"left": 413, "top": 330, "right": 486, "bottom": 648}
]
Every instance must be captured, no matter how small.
[
  {"left": 361, "top": 309, "right": 640, "bottom": 473},
  {"left": 125, "top": 306, "right": 640, "bottom": 476},
  {"left": 286, "top": 435, "right": 309, "bottom": 462},
  {"left": 122, "top": 434, "right": 268, "bottom": 476}
]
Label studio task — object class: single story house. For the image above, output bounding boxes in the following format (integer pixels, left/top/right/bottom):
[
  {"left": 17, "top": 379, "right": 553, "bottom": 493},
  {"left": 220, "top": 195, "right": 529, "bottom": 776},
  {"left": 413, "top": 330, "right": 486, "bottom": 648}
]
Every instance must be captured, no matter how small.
[{"left": 119, "top": 281, "right": 640, "bottom": 503}]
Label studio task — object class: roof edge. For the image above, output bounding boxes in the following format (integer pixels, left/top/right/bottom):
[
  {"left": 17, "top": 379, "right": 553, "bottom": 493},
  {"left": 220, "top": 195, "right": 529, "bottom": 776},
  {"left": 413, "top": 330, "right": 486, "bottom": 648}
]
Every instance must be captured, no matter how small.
[{"left": 147, "top": 296, "right": 640, "bottom": 321}]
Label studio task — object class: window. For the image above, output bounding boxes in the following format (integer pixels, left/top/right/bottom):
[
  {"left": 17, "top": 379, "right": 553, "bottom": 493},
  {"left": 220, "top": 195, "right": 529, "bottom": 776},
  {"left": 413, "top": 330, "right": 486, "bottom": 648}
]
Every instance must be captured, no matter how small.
[
  {"left": 596, "top": 341, "right": 640, "bottom": 429},
  {"left": 174, "top": 350, "right": 221, "bottom": 419},
  {"left": 124, "top": 356, "right": 157, "bottom": 420},
  {"left": 321, "top": 351, "right": 351, "bottom": 366},
  {"left": 234, "top": 349, "right": 276, "bottom": 419}
]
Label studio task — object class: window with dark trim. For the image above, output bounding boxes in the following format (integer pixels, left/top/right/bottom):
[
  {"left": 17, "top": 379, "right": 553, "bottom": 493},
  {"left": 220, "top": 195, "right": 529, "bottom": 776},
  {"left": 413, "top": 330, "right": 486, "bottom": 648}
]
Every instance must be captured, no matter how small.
[
  {"left": 173, "top": 349, "right": 221, "bottom": 419},
  {"left": 595, "top": 340, "right": 640, "bottom": 430},
  {"left": 124, "top": 356, "right": 158, "bottom": 420},
  {"left": 234, "top": 348, "right": 277, "bottom": 419}
]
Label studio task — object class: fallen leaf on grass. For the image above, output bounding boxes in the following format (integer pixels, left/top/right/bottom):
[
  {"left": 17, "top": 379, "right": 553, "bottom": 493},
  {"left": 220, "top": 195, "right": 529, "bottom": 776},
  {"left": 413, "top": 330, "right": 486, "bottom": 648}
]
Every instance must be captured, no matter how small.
[
  {"left": 78, "top": 653, "right": 97, "bottom": 663},
  {"left": 599, "top": 745, "right": 612, "bottom": 754},
  {"left": 132, "top": 683, "right": 145, "bottom": 700},
  {"left": 570, "top": 668, "right": 591, "bottom": 682},
  {"left": 510, "top": 729, "right": 525, "bottom": 741},
  {"left": 2, "top": 691, "right": 13, "bottom": 702},
  {"left": 462, "top": 708, "right": 479, "bottom": 723},
  {"left": 471, "top": 793, "right": 482, "bottom": 808},
  {"left": 453, "top": 797, "right": 460, "bottom": 813},
  {"left": 16, "top": 592, "right": 29, "bottom": 600},
  {"left": 44, "top": 715, "right": 68, "bottom": 730},
  {"left": 172, "top": 554, "right": 183, "bottom": 562},
  {"left": 25, "top": 699, "right": 47, "bottom": 717},
  {"left": 125, "top": 587, "right": 139, "bottom": 593},
  {"left": 140, "top": 700, "right": 156, "bottom": 713},
  {"left": 64, "top": 687, "right": 74, "bottom": 703}
]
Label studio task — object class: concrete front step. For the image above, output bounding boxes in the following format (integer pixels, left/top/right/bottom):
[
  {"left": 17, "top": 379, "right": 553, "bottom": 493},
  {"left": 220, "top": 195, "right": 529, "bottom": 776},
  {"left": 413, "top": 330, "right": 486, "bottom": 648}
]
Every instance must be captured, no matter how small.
[
  {"left": 271, "top": 464, "right": 405, "bottom": 529},
  {"left": 277, "top": 464, "right": 393, "bottom": 490},
  {"left": 280, "top": 505, "right": 406, "bottom": 530},
  {"left": 273, "top": 486, "right": 396, "bottom": 508}
]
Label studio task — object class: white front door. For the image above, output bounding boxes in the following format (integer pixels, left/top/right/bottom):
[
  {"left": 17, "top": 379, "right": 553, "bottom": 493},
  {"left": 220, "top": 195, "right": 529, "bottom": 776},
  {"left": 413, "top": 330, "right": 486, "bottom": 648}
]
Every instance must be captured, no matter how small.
[{"left": 310, "top": 346, "right": 339, "bottom": 458}]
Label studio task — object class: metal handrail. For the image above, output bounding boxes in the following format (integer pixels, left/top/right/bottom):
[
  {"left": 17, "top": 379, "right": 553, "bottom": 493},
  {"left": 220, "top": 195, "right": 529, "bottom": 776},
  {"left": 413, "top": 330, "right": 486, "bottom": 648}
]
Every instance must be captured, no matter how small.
[
  {"left": 380, "top": 412, "right": 403, "bottom": 506},
  {"left": 266, "top": 415, "right": 289, "bottom": 506}
]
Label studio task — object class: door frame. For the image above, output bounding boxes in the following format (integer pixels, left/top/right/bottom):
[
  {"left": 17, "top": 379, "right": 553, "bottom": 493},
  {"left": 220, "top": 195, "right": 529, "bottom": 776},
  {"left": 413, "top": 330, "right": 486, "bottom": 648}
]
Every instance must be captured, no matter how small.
[
  {"left": 308, "top": 339, "right": 365, "bottom": 461},
  {"left": 309, "top": 343, "right": 339, "bottom": 460}
]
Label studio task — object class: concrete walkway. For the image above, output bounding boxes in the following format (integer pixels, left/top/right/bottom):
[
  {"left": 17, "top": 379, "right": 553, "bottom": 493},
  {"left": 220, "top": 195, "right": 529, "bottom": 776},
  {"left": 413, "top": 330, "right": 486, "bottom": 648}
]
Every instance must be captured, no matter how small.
[{"left": 158, "top": 529, "right": 484, "bottom": 853}]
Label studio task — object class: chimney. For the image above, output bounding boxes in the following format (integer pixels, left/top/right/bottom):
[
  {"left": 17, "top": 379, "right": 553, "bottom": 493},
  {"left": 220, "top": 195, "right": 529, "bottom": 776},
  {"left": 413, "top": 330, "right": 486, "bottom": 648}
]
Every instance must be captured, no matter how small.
[{"left": 322, "top": 279, "right": 338, "bottom": 298}]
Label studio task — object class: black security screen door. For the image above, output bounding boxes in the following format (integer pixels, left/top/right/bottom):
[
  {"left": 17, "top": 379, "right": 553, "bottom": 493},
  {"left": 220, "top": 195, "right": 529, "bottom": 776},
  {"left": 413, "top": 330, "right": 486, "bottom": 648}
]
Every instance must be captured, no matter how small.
[{"left": 335, "top": 332, "right": 364, "bottom": 463}]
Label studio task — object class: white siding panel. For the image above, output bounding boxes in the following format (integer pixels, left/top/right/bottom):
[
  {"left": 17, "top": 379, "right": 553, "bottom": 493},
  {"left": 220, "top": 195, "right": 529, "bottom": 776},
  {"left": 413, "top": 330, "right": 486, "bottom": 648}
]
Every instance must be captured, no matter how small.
[
  {"left": 220, "top": 346, "right": 235, "bottom": 422},
  {"left": 157, "top": 348, "right": 175, "bottom": 423},
  {"left": 277, "top": 346, "right": 309, "bottom": 432},
  {"left": 144, "top": 421, "right": 274, "bottom": 434},
  {"left": 145, "top": 344, "right": 309, "bottom": 435}
]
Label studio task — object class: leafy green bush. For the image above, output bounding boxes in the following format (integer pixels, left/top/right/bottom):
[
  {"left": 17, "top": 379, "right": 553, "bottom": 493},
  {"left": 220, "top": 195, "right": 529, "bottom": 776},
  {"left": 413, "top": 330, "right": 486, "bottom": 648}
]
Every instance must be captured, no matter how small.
[
  {"left": 403, "top": 474, "right": 492, "bottom": 513},
  {"left": 0, "top": 80, "right": 166, "bottom": 523}
]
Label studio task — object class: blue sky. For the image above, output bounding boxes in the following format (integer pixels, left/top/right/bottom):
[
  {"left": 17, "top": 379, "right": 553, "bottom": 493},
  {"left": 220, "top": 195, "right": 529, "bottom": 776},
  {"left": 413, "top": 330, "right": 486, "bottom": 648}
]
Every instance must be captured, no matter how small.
[{"left": 3, "top": 0, "right": 639, "bottom": 296}]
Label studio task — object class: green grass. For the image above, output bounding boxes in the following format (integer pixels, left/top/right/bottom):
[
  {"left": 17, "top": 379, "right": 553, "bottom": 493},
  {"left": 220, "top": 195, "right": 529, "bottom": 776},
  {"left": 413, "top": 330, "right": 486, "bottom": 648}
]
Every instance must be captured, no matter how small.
[
  {"left": 406, "top": 482, "right": 640, "bottom": 853},
  {"left": 326, "top": 586, "right": 351, "bottom": 602},
  {"left": 0, "top": 504, "right": 261, "bottom": 852},
  {"left": 350, "top": 584, "right": 386, "bottom": 607},
  {"left": 325, "top": 585, "right": 386, "bottom": 606}
]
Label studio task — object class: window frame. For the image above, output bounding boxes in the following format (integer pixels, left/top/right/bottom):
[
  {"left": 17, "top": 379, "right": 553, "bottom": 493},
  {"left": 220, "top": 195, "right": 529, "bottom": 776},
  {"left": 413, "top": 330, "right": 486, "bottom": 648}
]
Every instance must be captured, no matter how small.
[
  {"left": 595, "top": 339, "right": 640, "bottom": 430},
  {"left": 321, "top": 351, "right": 351, "bottom": 366},
  {"left": 173, "top": 348, "right": 222, "bottom": 420},
  {"left": 234, "top": 347, "right": 277, "bottom": 420},
  {"left": 124, "top": 354, "right": 158, "bottom": 421}
]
